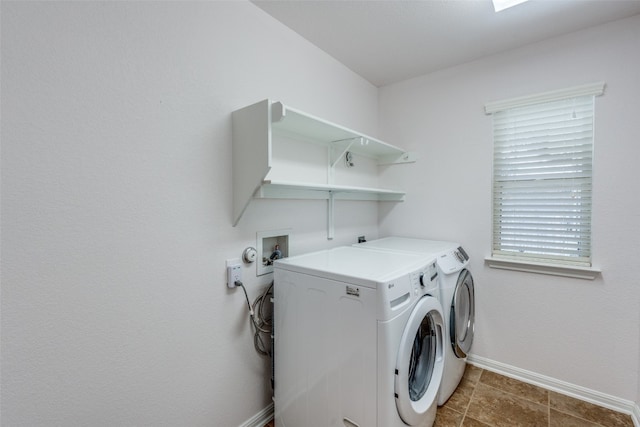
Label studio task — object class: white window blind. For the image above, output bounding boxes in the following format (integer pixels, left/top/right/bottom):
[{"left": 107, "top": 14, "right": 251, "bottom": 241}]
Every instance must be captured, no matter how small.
[{"left": 488, "top": 83, "right": 604, "bottom": 267}]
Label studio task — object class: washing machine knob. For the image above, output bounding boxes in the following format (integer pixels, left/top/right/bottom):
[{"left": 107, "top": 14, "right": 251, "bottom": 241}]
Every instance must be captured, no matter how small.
[{"left": 419, "top": 273, "right": 425, "bottom": 287}]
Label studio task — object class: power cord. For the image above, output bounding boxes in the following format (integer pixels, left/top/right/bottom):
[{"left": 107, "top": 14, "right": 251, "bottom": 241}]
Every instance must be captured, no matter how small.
[
  {"left": 236, "top": 280, "right": 254, "bottom": 315},
  {"left": 236, "top": 280, "right": 273, "bottom": 357}
]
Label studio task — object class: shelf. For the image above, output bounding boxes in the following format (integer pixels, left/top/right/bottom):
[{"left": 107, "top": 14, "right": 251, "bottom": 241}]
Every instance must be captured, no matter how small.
[
  {"left": 271, "top": 102, "right": 413, "bottom": 164},
  {"left": 232, "top": 99, "right": 414, "bottom": 236},
  {"left": 257, "top": 180, "right": 406, "bottom": 201}
]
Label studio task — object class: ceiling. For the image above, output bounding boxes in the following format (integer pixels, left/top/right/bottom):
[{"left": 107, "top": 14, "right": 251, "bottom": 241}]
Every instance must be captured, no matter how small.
[{"left": 252, "top": 0, "right": 640, "bottom": 87}]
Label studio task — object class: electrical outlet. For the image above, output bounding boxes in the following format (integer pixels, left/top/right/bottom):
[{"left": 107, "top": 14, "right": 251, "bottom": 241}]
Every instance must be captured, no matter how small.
[{"left": 226, "top": 259, "right": 242, "bottom": 288}]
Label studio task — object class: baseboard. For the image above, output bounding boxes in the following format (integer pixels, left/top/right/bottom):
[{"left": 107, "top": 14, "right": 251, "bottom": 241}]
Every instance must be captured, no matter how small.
[
  {"left": 238, "top": 402, "right": 274, "bottom": 427},
  {"left": 467, "top": 354, "right": 638, "bottom": 425}
]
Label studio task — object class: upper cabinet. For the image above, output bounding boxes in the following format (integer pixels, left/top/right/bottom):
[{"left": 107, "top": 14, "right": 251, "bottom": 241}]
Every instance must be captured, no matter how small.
[{"left": 232, "top": 99, "right": 414, "bottom": 235}]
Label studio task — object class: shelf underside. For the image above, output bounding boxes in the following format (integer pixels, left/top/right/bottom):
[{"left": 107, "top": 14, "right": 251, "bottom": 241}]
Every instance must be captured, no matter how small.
[
  {"left": 255, "top": 180, "right": 405, "bottom": 201},
  {"left": 272, "top": 102, "right": 412, "bottom": 163}
]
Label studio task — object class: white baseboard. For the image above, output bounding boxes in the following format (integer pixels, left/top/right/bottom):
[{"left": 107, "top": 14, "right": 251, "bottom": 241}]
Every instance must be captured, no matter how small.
[
  {"left": 238, "top": 402, "right": 273, "bottom": 427},
  {"left": 467, "top": 354, "right": 639, "bottom": 427}
]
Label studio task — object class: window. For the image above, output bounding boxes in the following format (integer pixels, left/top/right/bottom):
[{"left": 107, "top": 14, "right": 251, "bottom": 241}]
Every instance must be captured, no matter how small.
[{"left": 485, "top": 83, "right": 605, "bottom": 270}]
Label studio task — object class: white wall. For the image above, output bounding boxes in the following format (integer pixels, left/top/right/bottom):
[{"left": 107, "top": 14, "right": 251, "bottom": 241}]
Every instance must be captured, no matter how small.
[
  {"left": 1, "top": 2, "right": 380, "bottom": 425},
  {"left": 378, "top": 15, "right": 640, "bottom": 402}
]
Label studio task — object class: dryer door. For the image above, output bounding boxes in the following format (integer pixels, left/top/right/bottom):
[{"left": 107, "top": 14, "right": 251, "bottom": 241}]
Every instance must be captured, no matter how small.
[
  {"left": 450, "top": 269, "right": 475, "bottom": 358},
  {"left": 395, "top": 296, "right": 444, "bottom": 426}
]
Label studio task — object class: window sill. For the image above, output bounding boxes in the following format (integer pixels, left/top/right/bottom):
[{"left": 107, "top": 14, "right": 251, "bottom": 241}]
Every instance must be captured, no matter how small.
[{"left": 485, "top": 256, "right": 601, "bottom": 280}]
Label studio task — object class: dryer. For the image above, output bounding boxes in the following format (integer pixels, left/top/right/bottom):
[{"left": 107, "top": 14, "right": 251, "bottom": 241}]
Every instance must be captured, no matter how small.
[
  {"left": 355, "top": 237, "right": 475, "bottom": 406},
  {"left": 273, "top": 246, "right": 444, "bottom": 427}
]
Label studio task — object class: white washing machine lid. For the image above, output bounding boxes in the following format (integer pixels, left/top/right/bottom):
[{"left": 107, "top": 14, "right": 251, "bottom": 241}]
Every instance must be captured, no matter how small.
[{"left": 274, "top": 246, "right": 434, "bottom": 289}]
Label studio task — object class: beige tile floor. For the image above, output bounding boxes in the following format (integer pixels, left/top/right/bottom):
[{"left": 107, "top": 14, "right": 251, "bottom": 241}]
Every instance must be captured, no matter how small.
[
  {"left": 435, "top": 365, "right": 634, "bottom": 427},
  {"left": 265, "top": 364, "right": 634, "bottom": 427}
]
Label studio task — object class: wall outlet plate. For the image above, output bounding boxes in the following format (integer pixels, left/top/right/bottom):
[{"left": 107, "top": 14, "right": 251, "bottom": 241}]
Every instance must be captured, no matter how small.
[{"left": 226, "top": 258, "right": 242, "bottom": 288}]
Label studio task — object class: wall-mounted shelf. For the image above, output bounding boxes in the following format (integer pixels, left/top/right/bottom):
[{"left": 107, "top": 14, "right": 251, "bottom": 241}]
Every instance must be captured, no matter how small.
[
  {"left": 257, "top": 180, "right": 406, "bottom": 201},
  {"left": 232, "top": 99, "right": 414, "bottom": 238},
  {"left": 270, "top": 101, "right": 413, "bottom": 164}
]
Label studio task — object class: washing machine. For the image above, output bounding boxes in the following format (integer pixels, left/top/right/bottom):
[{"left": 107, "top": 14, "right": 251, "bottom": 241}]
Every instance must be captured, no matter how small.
[
  {"left": 273, "top": 246, "right": 445, "bottom": 427},
  {"left": 355, "top": 237, "right": 475, "bottom": 406}
]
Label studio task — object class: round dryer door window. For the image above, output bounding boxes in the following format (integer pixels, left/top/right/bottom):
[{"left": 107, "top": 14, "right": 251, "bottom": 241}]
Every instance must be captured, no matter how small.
[
  {"left": 395, "top": 296, "right": 444, "bottom": 426},
  {"left": 450, "top": 269, "right": 475, "bottom": 358}
]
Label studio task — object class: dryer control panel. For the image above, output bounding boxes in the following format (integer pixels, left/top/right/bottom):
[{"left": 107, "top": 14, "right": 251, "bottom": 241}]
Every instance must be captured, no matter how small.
[
  {"left": 454, "top": 246, "right": 469, "bottom": 262},
  {"left": 438, "top": 246, "right": 470, "bottom": 273}
]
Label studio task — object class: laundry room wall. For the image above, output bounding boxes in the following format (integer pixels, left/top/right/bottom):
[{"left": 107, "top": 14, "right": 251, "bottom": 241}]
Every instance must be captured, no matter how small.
[
  {"left": 1, "top": 2, "right": 380, "bottom": 426},
  {"left": 377, "top": 14, "right": 640, "bottom": 405}
]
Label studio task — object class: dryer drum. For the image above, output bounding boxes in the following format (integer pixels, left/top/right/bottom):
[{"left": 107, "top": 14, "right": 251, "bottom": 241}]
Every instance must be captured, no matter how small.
[{"left": 450, "top": 269, "right": 475, "bottom": 358}]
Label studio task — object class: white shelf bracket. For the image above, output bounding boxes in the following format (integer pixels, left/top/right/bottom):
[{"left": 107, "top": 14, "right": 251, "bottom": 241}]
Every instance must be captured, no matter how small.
[
  {"left": 330, "top": 137, "right": 360, "bottom": 168},
  {"left": 327, "top": 191, "right": 335, "bottom": 240},
  {"left": 378, "top": 151, "right": 417, "bottom": 165}
]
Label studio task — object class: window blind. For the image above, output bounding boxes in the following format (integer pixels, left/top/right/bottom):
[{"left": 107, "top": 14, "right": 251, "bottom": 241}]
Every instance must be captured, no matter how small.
[{"left": 492, "top": 94, "right": 596, "bottom": 266}]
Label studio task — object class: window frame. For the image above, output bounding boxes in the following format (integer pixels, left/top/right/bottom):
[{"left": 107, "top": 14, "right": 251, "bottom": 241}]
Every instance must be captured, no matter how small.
[{"left": 484, "top": 82, "right": 605, "bottom": 280}]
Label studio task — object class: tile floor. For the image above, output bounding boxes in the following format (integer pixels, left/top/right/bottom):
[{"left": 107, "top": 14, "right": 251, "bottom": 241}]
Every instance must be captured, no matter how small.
[
  {"left": 434, "top": 365, "right": 634, "bottom": 427},
  {"left": 265, "top": 364, "right": 634, "bottom": 427}
]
